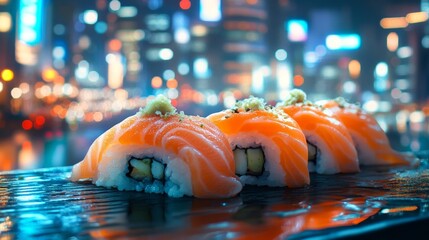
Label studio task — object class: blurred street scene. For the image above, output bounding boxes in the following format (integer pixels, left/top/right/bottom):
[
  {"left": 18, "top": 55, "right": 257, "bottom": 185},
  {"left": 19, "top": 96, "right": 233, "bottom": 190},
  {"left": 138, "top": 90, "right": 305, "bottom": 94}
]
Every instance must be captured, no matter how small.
[{"left": 1, "top": 0, "right": 428, "bottom": 171}]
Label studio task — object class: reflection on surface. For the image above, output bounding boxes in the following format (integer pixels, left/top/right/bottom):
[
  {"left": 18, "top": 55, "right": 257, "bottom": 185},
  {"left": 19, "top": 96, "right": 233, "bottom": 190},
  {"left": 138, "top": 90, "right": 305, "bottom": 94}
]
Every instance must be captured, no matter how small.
[
  {"left": 380, "top": 205, "right": 418, "bottom": 214},
  {"left": 0, "top": 156, "right": 429, "bottom": 239}
]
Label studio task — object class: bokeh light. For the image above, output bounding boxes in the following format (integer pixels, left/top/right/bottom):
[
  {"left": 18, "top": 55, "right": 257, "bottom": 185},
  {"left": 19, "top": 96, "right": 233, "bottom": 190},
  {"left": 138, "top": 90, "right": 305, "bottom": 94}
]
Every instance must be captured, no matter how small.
[
  {"left": 348, "top": 60, "right": 361, "bottom": 79},
  {"left": 1, "top": 69, "right": 14, "bottom": 81},
  {"left": 151, "top": 76, "right": 162, "bottom": 88},
  {"left": 0, "top": 12, "right": 12, "bottom": 32},
  {"left": 22, "top": 120, "right": 33, "bottom": 130},
  {"left": 83, "top": 10, "right": 98, "bottom": 25},
  {"left": 275, "top": 49, "right": 288, "bottom": 61},
  {"left": 179, "top": 0, "right": 191, "bottom": 10},
  {"left": 166, "top": 78, "right": 178, "bottom": 89}
]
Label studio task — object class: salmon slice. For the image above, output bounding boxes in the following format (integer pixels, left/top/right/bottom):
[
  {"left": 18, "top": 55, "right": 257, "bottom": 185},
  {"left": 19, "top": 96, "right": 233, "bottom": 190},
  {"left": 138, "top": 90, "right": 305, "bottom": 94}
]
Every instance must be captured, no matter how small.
[
  {"left": 207, "top": 97, "right": 309, "bottom": 187},
  {"left": 320, "top": 98, "right": 413, "bottom": 166},
  {"left": 277, "top": 90, "right": 360, "bottom": 174},
  {"left": 71, "top": 95, "right": 242, "bottom": 199}
]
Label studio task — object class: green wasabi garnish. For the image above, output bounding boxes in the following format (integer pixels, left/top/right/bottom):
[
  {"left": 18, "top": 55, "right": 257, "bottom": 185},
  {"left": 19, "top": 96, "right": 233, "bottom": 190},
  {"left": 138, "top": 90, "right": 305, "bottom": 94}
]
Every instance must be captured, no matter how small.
[
  {"left": 228, "top": 96, "right": 290, "bottom": 120},
  {"left": 332, "top": 97, "right": 348, "bottom": 108},
  {"left": 281, "top": 89, "right": 308, "bottom": 106},
  {"left": 139, "top": 95, "right": 177, "bottom": 117},
  {"left": 333, "top": 97, "right": 361, "bottom": 109},
  {"left": 233, "top": 96, "right": 266, "bottom": 112}
]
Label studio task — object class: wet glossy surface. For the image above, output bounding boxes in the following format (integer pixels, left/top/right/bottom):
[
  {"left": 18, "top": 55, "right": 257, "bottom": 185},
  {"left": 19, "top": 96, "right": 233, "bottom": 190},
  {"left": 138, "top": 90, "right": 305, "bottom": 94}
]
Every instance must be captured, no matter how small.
[{"left": 1, "top": 151, "right": 429, "bottom": 239}]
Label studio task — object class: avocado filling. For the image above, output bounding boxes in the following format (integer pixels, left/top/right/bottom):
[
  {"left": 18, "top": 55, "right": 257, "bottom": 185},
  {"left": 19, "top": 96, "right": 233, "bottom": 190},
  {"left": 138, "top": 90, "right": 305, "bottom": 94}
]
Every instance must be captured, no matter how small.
[
  {"left": 233, "top": 147, "right": 265, "bottom": 176},
  {"left": 307, "top": 142, "right": 318, "bottom": 163},
  {"left": 127, "top": 157, "right": 166, "bottom": 182}
]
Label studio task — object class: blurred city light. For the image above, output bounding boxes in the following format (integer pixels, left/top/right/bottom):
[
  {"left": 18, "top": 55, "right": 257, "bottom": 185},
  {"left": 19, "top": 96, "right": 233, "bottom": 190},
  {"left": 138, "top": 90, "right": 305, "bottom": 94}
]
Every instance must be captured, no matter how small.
[
  {"left": 200, "top": 0, "right": 222, "bottom": 22},
  {"left": 405, "top": 11, "right": 428, "bottom": 24},
  {"left": 1, "top": 69, "right": 14, "bottom": 81},
  {"left": 107, "top": 53, "right": 124, "bottom": 89},
  {"left": 275, "top": 49, "right": 288, "bottom": 61},
  {"left": 78, "top": 35, "right": 91, "bottom": 49},
  {"left": 304, "top": 51, "right": 318, "bottom": 66},
  {"left": 179, "top": 0, "right": 191, "bottom": 10},
  {"left": 410, "top": 111, "right": 425, "bottom": 123},
  {"left": 286, "top": 19, "right": 308, "bottom": 42},
  {"left": 15, "top": 41, "right": 38, "bottom": 65},
  {"left": 53, "top": 24, "right": 65, "bottom": 35},
  {"left": 18, "top": 140, "right": 36, "bottom": 169},
  {"left": 95, "top": 22, "right": 108, "bottom": 34},
  {"left": 52, "top": 46, "right": 66, "bottom": 59},
  {"left": 174, "top": 28, "right": 190, "bottom": 44},
  {"left": 391, "top": 88, "right": 402, "bottom": 99},
  {"left": 277, "top": 62, "right": 292, "bottom": 101},
  {"left": 178, "top": 62, "right": 190, "bottom": 75},
  {"left": 146, "top": 14, "right": 169, "bottom": 31},
  {"left": 396, "top": 110, "right": 408, "bottom": 133},
  {"left": 252, "top": 67, "right": 265, "bottom": 94},
  {"left": 380, "top": 17, "right": 408, "bottom": 29},
  {"left": 148, "top": 0, "right": 163, "bottom": 10},
  {"left": 151, "top": 76, "right": 162, "bottom": 89},
  {"left": 374, "top": 62, "right": 390, "bottom": 92},
  {"left": 422, "top": 35, "right": 429, "bottom": 48},
  {"left": 326, "top": 34, "right": 361, "bottom": 50},
  {"left": 17, "top": 0, "right": 43, "bottom": 45},
  {"left": 163, "top": 69, "right": 175, "bottom": 80},
  {"left": 0, "top": 12, "right": 11, "bottom": 32},
  {"left": 83, "top": 10, "right": 98, "bottom": 24},
  {"left": 293, "top": 75, "right": 304, "bottom": 87},
  {"left": 159, "top": 48, "right": 174, "bottom": 60},
  {"left": 22, "top": 120, "right": 33, "bottom": 130},
  {"left": 348, "top": 60, "right": 361, "bottom": 79},
  {"left": 191, "top": 25, "right": 208, "bottom": 37},
  {"left": 117, "top": 6, "right": 138, "bottom": 18},
  {"left": 109, "top": 0, "right": 121, "bottom": 11},
  {"left": 321, "top": 65, "right": 339, "bottom": 79},
  {"left": 343, "top": 81, "right": 357, "bottom": 94},
  {"left": 10, "top": 87, "right": 22, "bottom": 99},
  {"left": 375, "top": 62, "right": 388, "bottom": 77},
  {"left": 223, "top": 92, "right": 236, "bottom": 108},
  {"left": 75, "top": 61, "right": 89, "bottom": 80},
  {"left": 363, "top": 100, "right": 379, "bottom": 113},
  {"left": 387, "top": 32, "right": 399, "bottom": 52},
  {"left": 193, "top": 58, "right": 210, "bottom": 78},
  {"left": 397, "top": 46, "right": 413, "bottom": 58},
  {"left": 166, "top": 78, "right": 178, "bottom": 89},
  {"left": 42, "top": 68, "right": 58, "bottom": 82}
]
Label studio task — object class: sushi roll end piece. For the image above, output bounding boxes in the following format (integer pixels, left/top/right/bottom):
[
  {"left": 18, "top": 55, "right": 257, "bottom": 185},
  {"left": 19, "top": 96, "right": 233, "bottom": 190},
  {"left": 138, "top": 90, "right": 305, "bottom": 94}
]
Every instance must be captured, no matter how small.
[
  {"left": 319, "top": 97, "right": 418, "bottom": 167},
  {"left": 71, "top": 95, "right": 242, "bottom": 198}
]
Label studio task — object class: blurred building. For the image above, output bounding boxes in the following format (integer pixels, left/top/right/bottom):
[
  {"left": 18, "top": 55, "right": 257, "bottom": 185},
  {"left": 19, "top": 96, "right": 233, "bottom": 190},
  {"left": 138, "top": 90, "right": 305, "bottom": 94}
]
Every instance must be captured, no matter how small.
[
  {"left": 1, "top": 0, "right": 429, "bottom": 171},
  {"left": 0, "top": 0, "right": 427, "bottom": 129},
  {"left": 222, "top": 0, "right": 268, "bottom": 98}
]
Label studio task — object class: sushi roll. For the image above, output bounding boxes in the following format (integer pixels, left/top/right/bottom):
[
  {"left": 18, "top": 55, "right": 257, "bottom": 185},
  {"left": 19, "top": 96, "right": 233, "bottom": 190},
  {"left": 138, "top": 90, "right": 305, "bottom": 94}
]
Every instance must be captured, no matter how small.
[
  {"left": 318, "top": 97, "right": 414, "bottom": 166},
  {"left": 70, "top": 95, "right": 242, "bottom": 198},
  {"left": 207, "top": 96, "right": 309, "bottom": 187},
  {"left": 276, "top": 89, "right": 360, "bottom": 174}
]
